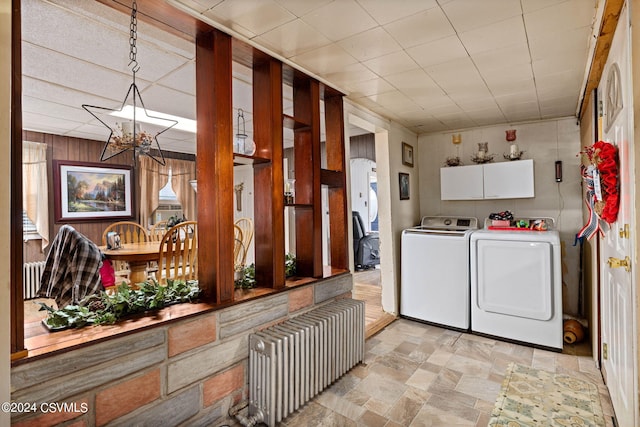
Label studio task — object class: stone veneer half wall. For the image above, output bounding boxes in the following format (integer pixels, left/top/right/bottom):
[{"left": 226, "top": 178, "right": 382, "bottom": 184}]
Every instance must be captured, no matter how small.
[{"left": 11, "top": 273, "right": 353, "bottom": 426}]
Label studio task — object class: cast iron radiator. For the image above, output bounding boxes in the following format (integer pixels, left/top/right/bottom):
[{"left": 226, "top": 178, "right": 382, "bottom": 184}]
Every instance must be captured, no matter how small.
[
  {"left": 23, "top": 261, "right": 46, "bottom": 299},
  {"left": 248, "top": 298, "right": 365, "bottom": 426}
]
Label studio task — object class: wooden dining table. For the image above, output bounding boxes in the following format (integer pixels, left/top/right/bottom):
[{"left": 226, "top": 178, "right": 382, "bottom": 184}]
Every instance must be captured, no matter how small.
[{"left": 99, "top": 241, "right": 161, "bottom": 285}]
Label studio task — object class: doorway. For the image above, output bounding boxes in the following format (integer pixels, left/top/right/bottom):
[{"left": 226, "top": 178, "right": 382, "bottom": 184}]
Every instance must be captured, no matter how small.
[{"left": 347, "top": 123, "right": 394, "bottom": 336}]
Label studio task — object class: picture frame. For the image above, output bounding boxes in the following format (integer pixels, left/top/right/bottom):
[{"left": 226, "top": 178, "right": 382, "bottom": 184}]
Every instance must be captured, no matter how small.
[
  {"left": 54, "top": 160, "right": 133, "bottom": 222},
  {"left": 399, "top": 173, "right": 410, "bottom": 200},
  {"left": 402, "top": 142, "right": 414, "bottom": 167}
]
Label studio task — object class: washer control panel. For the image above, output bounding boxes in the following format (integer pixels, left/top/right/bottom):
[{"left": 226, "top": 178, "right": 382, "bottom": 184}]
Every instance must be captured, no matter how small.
[{"left": 419, "top": 216, "right": 478, "bottom": 231}]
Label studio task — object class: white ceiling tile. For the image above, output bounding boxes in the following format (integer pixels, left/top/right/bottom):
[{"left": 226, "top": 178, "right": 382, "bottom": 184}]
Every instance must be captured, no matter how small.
[
  {"left": 487, "top": 79, "right": 537, "bottom": 98},
  {"left": 471, "top": 43, "right": 531, "bottom": 74},
  {"left": 289, "top": 44, "right": 358, "bottom": 75},
  {"left": 322, "top": 63, "right": 379, "bottom": 86},
  {"left": 338, "top": 27, "right": 402, "bottom": 62},
  {"left": 425, "top": 57, "right": 485, "bottom": 92},
  {"left": 274, "top": 0, "right": 332, "bottom": 17},
  {"left": 466, "top": 107, "right": 507, "bottom": 123},
  {"left": 536, "top": 70, "right": 582, "bottom": 99},
  {"left": 435, "top": 113, "right": 475, "bottom": 130},
  {"left": 203, "top": 0, "right": 296, "bottom": 36},
  {"left": 524, "top": 0, "right": 596, "bottom": 38},
  {"left": 383, "top": 7, "right": 455, "bottom": 49},
  {"left": 138, "top": 85, "right": 196, "bottom": 120},
  {"left": 365, "top": 90, "right": 422, "bottom": 113},
  {"left": 481, "top": 63, "right": 534, "bottom": 88},
  {"left": 301, "top": 0, "right": 378, "bottom": 42},
  {"left": 362, "top": 51, "right": 419, "bottom": 77},
  {"left": 22, "top": 5, "right": 191, "bottom": 83},
  {"left": 406, "top": 35, "right": 468, "bottom": 68},
  {"left": 412, "top": 95, "right": 457, "bottom": 110},
  {"left": 385, "top": 69, "right": 441, "bottom": 95},
  {"left": 255, "top": 20, "right": 331, "bottom": 58},
  {"left": 357, "top": 0, "right": 438, "bottom": 25},
  {"left": 38, "top": 0, "right": 194, "bottom": 58},
  {"left": 450, "top": 92, "right": 497, "bottom": 111},
  {"left": 22, "top": 76, "right": 120, "bottom": 113},
  {"left": 521, "top": 0, "right": 571, "bottom": 14},
  {"left": 539, "top": 95, "right": 577, "bottom": 111},
  {"left": 22, "top": 111, "right": 85, "bottom": 135},
  {"left": 22, "top": 96, "right": 89, "bottom": 124},
  {"left": 343, "top": 77, "right": 396, "bottom": 98},
  {"left": 22, "top": 43, "right": 150, "bottom": 104},
  {"left": 156, "top": 62, "right": 196, "bottom": 96},
  {"left": 441, "top": 0, "right": 522, "bottom": 33},
  {"left": 174, "top": 0, "right": 213, "bottom": 14},
  {"left": 428, "top": 101, "right": 465, "bottom": 116},
  {"left": 495, "top": 90, "right": 538, "bottom": 108},
  {"left": 532, "top": 51, "right": 586, "bottom": 78},
  {"left": 412, "top": 118, "right": 449, "bottom": 133},
  {"left": 459, "top": 16, "right": 527, "bottom": 55},
  {"left": 529, "top": 26, "right": 591, "bottom": 62},
  {"left": 504, "top": 111, "right": 541, "bottom": 122}
]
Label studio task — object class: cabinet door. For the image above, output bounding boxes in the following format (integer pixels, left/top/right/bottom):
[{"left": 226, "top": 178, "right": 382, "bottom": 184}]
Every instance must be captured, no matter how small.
[
  {"left": 440, "top": 164, "right": 484, "bottom": 200},
  {"left": 483, "top": 159, "right": 534, "bottom": 199}
]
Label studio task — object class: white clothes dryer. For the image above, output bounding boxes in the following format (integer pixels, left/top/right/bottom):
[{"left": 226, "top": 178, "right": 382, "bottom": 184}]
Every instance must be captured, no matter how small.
[{"left": 470, "top": 221, "right": 563, "bottom": 351}]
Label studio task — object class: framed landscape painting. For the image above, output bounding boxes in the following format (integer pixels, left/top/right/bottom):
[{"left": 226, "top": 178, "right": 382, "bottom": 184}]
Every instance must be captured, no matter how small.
[{"left": 54, "top": 160, "right": 133, "bottom": 222}]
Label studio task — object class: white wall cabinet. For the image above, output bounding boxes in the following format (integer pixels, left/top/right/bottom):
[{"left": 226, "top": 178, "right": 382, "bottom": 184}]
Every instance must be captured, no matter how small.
[
  {"left": 441, "top": 159, "right": 534, "bottom": 200},
  {"left": 440, "top": 164, "right": 484, "bottom": 200}
]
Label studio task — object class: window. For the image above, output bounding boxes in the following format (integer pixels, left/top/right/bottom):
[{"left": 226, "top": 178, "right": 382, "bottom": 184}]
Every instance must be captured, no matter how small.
[{"left": 22, "top": 141, "right": 49, "bottom": 248}]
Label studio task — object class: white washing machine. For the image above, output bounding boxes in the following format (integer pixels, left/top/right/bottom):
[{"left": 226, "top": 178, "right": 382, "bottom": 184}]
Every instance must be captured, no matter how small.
[
  {"left": 470, "top": 220, "right": 563, "bottom": 351},
  {"left": 401, "top": 216, "right": 478, "bottom": 330}
]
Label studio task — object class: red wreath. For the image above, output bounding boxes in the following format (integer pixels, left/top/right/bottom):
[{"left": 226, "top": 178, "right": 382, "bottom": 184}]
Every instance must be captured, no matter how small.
[{"left": 583, "top": 141, "right": 620, "bottom": 224}]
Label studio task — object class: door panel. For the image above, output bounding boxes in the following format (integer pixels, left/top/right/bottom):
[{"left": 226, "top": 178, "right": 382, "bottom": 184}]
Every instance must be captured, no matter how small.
[{"left": 599, "top": 4, "right": 637, "bottom": 426}]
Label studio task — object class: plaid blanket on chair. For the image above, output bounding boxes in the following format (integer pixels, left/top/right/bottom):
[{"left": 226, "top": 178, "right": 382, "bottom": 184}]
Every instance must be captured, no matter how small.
[{"left": 38, "top": 225, "right": 104, "bottom": 308}]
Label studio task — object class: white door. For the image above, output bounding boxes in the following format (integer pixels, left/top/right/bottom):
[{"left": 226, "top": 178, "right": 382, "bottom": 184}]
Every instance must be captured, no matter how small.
[{"left": 599, "top": 4, "right": 637, "bottom": 426}]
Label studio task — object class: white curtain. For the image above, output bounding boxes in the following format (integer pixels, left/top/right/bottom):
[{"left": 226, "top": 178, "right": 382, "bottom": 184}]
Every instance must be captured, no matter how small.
[
  {"left": 23, "top": 141, "right": 49, "bottom": 249},
  {"left": 138, "top": 157, "right": 196, "bottom": 229}
]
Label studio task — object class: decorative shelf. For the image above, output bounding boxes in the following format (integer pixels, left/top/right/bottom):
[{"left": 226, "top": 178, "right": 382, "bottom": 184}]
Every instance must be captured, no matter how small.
[
  {"left": 233, "top": 153, "right": 270, "bottom": 166},
  {"left": 283, "top": 114, "right": 311, "bottom": 131},
  {"left": 284, "top": 203, "right": 313, "bottom": 208}
]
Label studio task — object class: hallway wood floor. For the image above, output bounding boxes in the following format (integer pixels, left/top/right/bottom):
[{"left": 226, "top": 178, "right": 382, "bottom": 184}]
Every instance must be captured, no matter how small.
[{"left": 352, "top": 269, "right": 396, "bottom": 339}]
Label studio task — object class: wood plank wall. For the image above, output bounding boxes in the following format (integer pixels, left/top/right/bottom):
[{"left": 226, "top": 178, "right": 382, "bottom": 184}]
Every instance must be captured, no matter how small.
[
  {"left": 22, "top": 130, "right": 194, "bottom": 262},
  {"left": 349, "top": 134, "right": 375, "bottom": 161}
]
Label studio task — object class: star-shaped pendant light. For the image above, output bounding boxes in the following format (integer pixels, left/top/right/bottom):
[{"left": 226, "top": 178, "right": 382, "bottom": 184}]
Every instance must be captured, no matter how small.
[{"left": 82, "top": 0, "right": 177, "bottom": 166}]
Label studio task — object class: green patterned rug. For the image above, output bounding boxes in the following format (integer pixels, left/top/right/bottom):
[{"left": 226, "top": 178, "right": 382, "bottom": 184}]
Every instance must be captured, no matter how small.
[{"left": 489, "top": 363, "right": 606, "bottom": 427}]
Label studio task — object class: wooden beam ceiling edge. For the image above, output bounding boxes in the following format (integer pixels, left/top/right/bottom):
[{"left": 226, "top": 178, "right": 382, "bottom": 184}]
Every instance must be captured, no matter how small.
[{"left": 579, "top": 0, "right": 625, "bottom": 121}]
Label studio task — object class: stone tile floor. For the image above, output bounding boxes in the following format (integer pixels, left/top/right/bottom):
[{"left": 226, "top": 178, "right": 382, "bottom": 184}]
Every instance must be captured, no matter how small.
[{"left": 280, "top": 318, "right": 616, "bottom": 427}]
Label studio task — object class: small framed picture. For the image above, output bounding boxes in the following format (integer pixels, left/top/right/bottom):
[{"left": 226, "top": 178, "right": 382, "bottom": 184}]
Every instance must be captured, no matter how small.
[
  {"left": 402, "top": 142, "right": 414, "bottom": 167},
  {"left": 399, "top": 173, "right": 410, "bottom": 200}
]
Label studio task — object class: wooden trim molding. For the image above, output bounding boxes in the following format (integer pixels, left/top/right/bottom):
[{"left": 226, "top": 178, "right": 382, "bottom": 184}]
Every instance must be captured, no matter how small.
[
  {"left": 11, "top": 0, "right": 25, "bottom": 354},
  {"left": 579, "top": 0, "right": 625, "bottom": 121}
]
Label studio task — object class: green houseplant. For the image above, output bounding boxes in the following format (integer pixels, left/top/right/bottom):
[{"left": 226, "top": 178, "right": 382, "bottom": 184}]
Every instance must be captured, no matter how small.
[{"left": 39, "top": 279, "right": 200, "bottom": 330}]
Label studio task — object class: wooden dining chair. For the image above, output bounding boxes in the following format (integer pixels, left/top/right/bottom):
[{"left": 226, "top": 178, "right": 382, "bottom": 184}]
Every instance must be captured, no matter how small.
[
  {"left": 101, "top": 221, "right": 150, "bottom": 283},
  {"left": 158, "top": 221, "right": 198, "bottom": 284},
  {"left": 102, "top": 221, "right": 150, "bottom": 246},
  {"left": 233, "top": 225, "right": 244, "bottom": 272},
  {"left": 234, "top": 217, "right": 253, "bottom": 267},
  {"left": 150, "top": 220, "right": 169, "bottom": 242}
]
